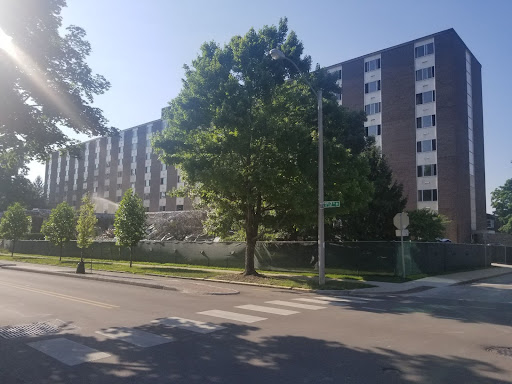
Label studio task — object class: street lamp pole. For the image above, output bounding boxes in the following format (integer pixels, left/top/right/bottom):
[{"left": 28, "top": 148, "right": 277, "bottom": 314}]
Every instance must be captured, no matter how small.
[{"left": 269, "top": 49, "right": 325, "bottom": 285}]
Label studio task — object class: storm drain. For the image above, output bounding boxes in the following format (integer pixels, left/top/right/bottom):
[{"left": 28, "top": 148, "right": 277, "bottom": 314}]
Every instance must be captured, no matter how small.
[
  {"left": 486, "top": 347, "right": 512, "bottom": 358},
  {"left": 0, "top": 320, "right": 68, "bottom": 339}
]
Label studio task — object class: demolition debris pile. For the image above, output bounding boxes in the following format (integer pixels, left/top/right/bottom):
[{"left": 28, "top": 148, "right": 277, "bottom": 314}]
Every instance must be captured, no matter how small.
[{"left": 144, "top": 210, "right": 208, "bottom": 241}]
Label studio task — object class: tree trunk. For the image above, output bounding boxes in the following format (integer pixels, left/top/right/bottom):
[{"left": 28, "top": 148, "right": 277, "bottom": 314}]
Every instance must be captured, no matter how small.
[
  {"left": 80, "top": 249, "right": 84, "bottom": 262},
  {"left": 129, "top": 246, "right": 133, "bottom": 268},
  {"left": 11, "top": 239, "right": 15, "bottom": 257},
  {"left": 243, "top": 205, "right": 260, "bottom": 276},
  {"left": 60, "top": 244, "right": 63, "bottom": 262}
]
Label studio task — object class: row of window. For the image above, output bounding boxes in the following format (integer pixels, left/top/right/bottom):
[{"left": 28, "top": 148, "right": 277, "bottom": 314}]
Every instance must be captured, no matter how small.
[
  {"left": 364, "top": 58, "right": 381, "bottom": 73},
  {"left": 364, "top": 80, "right": 381, "bottom": 94},
  {"left": 416, "top": 90, "right": 435, "bottom": 105},
  {"left": 416, "top": 66, "right": 435, "bottom": 81},
  {"left": 418, "top": 188, "right": 438, "bottom": 202},
  {"left": 364, "top": 102, "right": 381, "bottom": 115},
  {"left": 415, "top": 42, "right": 434, "bottom": 58}
]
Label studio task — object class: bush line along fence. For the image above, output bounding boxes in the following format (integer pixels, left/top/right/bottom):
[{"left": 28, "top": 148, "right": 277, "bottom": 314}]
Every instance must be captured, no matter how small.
[{"left": 2, "top": 239, "right": 511, "bottom": 277}]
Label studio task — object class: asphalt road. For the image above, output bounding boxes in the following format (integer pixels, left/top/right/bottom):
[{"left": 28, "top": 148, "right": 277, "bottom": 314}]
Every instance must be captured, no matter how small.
[{"left": 1, "top": 268, "right": 511, "bottom": 383}]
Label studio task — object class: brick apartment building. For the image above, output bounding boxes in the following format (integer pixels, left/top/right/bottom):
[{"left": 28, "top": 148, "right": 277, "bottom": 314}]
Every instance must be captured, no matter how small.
[
  {"left": 326, "top": 28, "right": 486, "bottom": 243},
  {"left": 44, "top": 28, "right": 485, "bottom": 243},
  {"left": 44, "top": 118, "right": 193, "bottom": 214}
]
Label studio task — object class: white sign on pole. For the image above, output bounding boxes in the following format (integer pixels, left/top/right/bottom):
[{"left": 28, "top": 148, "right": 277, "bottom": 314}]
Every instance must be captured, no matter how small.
[
  {"left": 395, "top": 229, "right": 410, "bottom": 237},
  {"left": 393, "top": 212, "right": 409, "bottom": 229}
]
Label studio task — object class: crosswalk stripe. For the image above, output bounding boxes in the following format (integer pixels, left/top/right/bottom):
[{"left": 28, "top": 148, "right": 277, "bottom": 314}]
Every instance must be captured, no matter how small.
[
  {"left": 28, "top": 337, "right": 110, "bottom": 366},
  {"left": 235, "top": 304, "right": 299, "bottom": 315},
  {"left": 293, "top": 298, "right": 331, "bottom": 305},
  {"left": 197, "top": 310, "right": 267, "bottom": 323},
  {"left": 153, "top": 317, "right": 226, "bottom": 334},
  {"left": 95, "top": 327, "right": 172, "bottom": 347},
  {"left": 315, "top": 296, "right": 383, "bottom": 303},
  {"left": 265, "top": 300, "right": 325, "bottom": 310}
]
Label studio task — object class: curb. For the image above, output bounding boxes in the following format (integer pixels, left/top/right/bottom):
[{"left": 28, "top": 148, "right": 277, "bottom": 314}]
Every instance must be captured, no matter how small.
[{"left": 453, "top": 269, "right": 512, "bottom": 286}]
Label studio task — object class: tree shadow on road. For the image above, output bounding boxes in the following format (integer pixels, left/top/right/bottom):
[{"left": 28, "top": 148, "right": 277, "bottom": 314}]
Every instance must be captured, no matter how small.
[{"left": 1, "top": 321, "right": 508, "bottom": 384}]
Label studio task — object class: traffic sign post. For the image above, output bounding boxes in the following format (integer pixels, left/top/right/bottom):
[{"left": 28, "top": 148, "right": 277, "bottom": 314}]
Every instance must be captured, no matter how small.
[{"left": 393, "top": 212, "right": 409, "bottom": 279}]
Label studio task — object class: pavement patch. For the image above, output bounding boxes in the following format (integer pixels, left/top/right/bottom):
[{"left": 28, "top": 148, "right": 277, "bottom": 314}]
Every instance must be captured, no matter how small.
[
  {"left": 0, "top": 319, "right": 70, "bottom": 339},
  {"left": 27, "top": 337, "right": 110, "bottom": 366}
]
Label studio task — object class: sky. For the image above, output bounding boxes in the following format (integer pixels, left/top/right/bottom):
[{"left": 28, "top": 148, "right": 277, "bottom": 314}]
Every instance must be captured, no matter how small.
[{"left": 25, "top": 0, "right": 512, "bottom": 213}]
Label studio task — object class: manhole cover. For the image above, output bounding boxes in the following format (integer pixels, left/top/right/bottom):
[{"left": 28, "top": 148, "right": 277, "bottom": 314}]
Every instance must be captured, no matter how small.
[
  {"left": 486, "top": 347, "right": 512, "bottom": 357},
  {"left": 0, "top": 320, "right": 67, "bottom": 339}
]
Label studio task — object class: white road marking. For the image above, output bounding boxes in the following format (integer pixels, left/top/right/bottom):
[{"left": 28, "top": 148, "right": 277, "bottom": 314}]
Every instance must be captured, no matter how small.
[
  {"left": 153, "top": 317, "right": 226, "bottom": 334},
  {"left": 197, "top": 310, "right": 267, "bottom": 323},
  {"left": 315, "top": 296, "right": 383, "bottom": 303},
  {"left": 95, "top": 327, "right": 172, "bottom": 347},
  {"left": 265, "top": 300, "right": 325, "bottom": 310},
  {"left": 293, "top": 298, "right": 331, "bottom": 305},
  {"left": 28, "top": 337, "right": 110, "bottom": 366},
  {"left": 235, "top": 304, "right": 299, "bottom": 315}
]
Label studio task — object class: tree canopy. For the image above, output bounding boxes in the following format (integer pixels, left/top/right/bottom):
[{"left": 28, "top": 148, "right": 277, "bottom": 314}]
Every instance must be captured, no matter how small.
[
  {"left": 114, "top": 189, "right": 146, "bottom": 267},
  {"left": 76, "top": 194, "right": 97, "bottom": 260},
  {"left": 407, "top": 208, "right": 449, "bottom": 242},
  {"left": 491, "top": 178, "right": 512, "bottom": 234},
  {"left": 0, "top": 202, "right": 30, "bottom": 256},
  {"left": 0, "top": 0, "right": 114, "bottom": 210},
  {"left": 153, "top": 18, "right": 372, "bottom": 275},
  {"left": 41, "top": 201, "right": 75, "bottom": 260}
]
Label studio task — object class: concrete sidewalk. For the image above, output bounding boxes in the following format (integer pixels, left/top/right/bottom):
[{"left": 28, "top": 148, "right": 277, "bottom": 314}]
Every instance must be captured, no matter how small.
[
  {"left": 0, "top": 260, "right": 240, "bottom": 296},
  {"left": 345, "top": 263, "right": 512, "bottom": 295}
]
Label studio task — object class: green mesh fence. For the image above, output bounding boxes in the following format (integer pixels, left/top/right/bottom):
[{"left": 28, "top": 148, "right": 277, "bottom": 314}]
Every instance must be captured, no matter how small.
[{"left": 1, "top": 239, "right": 503, "bottom": 276}]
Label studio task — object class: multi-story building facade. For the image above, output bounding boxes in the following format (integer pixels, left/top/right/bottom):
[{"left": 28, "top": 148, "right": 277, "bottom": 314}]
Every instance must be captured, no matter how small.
[
  {"left": 326, "top": 28, "right": 485, "bottom": 243},
  {"left": 44, "top": 28, "right": 485, "bottom": 243},
  {"left": 44, "top": 119, "right": 192, "bottom": 214}
]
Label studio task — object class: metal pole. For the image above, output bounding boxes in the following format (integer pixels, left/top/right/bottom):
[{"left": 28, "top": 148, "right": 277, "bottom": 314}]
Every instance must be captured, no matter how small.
[
  {"left": 400, "top": 213, "right": 406, "bottom": 278},
  {"left": 318, "top": 89, "right": 325, "bottom": 286}
]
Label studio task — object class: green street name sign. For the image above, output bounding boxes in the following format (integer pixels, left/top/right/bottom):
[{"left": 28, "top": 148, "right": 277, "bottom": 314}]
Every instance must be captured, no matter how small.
[{"left": 323, "top": 201, "right": 340, "bottom": 208}]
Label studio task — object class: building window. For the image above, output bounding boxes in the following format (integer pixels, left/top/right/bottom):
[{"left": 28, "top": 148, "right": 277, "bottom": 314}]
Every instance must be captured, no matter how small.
[
  {"left": 337, "top": 69, "right": 342, "bottom": 79},
  {"left": 117, "top": 184, "right": 122, "bottom": 190},
  {"left": 130, "top": 169, "right": 136, "bottom": 176},
  {"left": 417, "top": 164, "right": 437, "bottom": 177},
  {"left": 364, "top": 80, "right": 381, "bottom": 94},
  {"left": 119, "top": 147, "right": 123, "bottom": 153},
  {"left": 160, "top": 177, "right": 166, "bottom": 185},
  {"left": 105, "top": 167, "right": 110, "bottom": 175},
  {"left": 417, "top": 139, "right": 437, "bottom": 153},
  {"left": 418, "top": 189, "right": 438, "bottom": 202},
  {"left": 145, "top": 166, "right": 151, "bottom": 173},
  {"left": 415, "top": 42, "right": 434, "bottom": 58},
  {"left": 146, "top": 153, "right": 151, "bottom": 160},
  {"left": 132, "top": 156, "right": 136, "bottom": 163},
  {"left": 117, "top": 196, "right": 122, "bottom": 202},
  {"left": 160, "top": 191, "right": 167, "bottom": 198},
  {"left": 161, "top": 163, "right": 167, "bottom": 171},
  {"left": 176, "top": 205, "right": 184, "bottom": 211},
  {"left": 416, "top": 90, "right": 435, "bottom": 105},
  {"left": 145, "top": 180, "right": 151, "bottom": 187},
  {"left": 159, "top": 206, "right": 166, "bottom": 211},
  {"left": 364, "top": 102, "right": 381, "bottom": 115},
  {"left": 365, "top": 125, "right": 381, "bottom": 137},
  {"left": 417, "top": 115, "right": 436, "bottom": 129},
  {"left": 416, "top": 66, "right": 435, "bottom": 81},
  {"left": 146, "top": 140, "right": 151, "bottom": 147},
  {"left": 145, "top": 207, "right": 150, "bottom": 212},
  {"left": 364, "top": 58, "right": 381, "bottom": 72},
  {"left": 144, "top": 193, "right": 150, "bottom": 200},
  {"left": 117, "top": 171, "right": 122, "bottom": 177}
]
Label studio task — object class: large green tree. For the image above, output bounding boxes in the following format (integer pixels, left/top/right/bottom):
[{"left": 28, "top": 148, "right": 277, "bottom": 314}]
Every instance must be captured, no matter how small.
[
  {"left": 491, "top": 178, "right": 512, "bottom": 234},
  {"left": 337, "top": 145, "right": 407, "bottom": 241},
  {"left": 41, "top": 201, "right": 75, "bottom": 261},
  {"left": 0, "top": 202, "right": 30, "bottom": 256},
  {"left": 0, "top": 0, "right": 114, "bottom": 208},
  {"left": 114, "top": 189, "right": 146, "bottom": 268},
  {"left": 76, "top": 194, "right": 97, "bottom": 262},
  {"left": 153, "top": 19, "right": 372, "bottom": 275}
]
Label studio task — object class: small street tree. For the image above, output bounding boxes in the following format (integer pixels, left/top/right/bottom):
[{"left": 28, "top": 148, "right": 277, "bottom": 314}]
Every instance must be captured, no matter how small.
[
  {"left": 407, "top": 208, "right": 449, "bottom": 242},
  {"left": 491, "top": 178, "right": 512, "bottom": 234},
  {"left": 76, "top": 194, "right": 97, "bottom": 266},
  {"left": 0, "top": 202, "right": 30, "bottom": 256},
  {"left": 41, "top": 202, "right": 75, "bottom": 261},
  {"left": 114, "top": 189, "right": 146, "bottom": 268}
]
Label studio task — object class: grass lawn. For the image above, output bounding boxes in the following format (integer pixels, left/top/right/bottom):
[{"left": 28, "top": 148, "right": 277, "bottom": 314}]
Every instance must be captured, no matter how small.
[{"left": 0, "top": 252, "right": 377, "bottom": 290}]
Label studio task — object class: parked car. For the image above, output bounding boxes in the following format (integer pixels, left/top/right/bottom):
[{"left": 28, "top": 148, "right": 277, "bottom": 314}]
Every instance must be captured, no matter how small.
[{"left": 436, "top": 238, "right": 452, "bottom": 243}]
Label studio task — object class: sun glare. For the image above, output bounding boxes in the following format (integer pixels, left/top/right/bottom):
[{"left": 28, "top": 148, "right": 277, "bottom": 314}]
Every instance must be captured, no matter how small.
[{"left": 0, "top": 27, "right": 16, "bottom": 56}]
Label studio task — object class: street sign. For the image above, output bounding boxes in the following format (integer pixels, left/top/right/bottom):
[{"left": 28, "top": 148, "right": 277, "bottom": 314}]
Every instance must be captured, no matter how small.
[
  {"left": 395, "top": 229, "right": 409, "bottom": 237},
  {"left": 323, "top": 201, "right": 340, "bottom": 208},
  {"left": 393, "top": 212, "right": 409, "bottom": 229}
]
